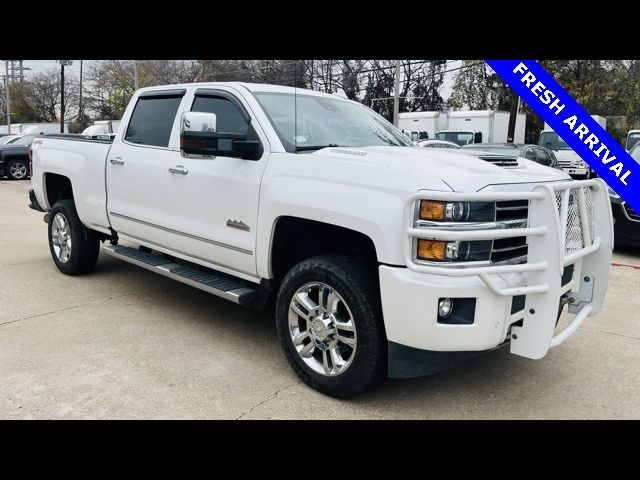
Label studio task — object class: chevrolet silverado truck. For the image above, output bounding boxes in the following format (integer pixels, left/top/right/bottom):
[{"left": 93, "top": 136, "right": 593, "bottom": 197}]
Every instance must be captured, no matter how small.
[{"left": 28, "top": 83, "right": 613, "bottom": 397}]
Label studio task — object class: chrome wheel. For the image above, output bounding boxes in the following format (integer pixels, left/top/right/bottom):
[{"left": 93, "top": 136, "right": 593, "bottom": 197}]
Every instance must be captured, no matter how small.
[
  {"left": 288, "top": 282, "right": 357, "bottom": 377},
  {"left": 10, "top": 162, "right": 27, "bottom": 179},
  {"left": 51, "top": 213, "right": 72, "bottom": 263}
]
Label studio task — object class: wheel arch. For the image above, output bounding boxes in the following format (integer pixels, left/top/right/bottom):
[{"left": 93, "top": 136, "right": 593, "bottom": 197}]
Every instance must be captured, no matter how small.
[
  {"left": 268, "top": 216, "right": 379, "bottom": 284},
  {"left": 43, "top": 172, "right": 74, "bottom": 209}
]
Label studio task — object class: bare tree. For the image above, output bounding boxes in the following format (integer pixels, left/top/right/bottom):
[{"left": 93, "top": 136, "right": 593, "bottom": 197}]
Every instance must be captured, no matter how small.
[{"left": 4, "top": 70, "right": 79, "bottom": 124}]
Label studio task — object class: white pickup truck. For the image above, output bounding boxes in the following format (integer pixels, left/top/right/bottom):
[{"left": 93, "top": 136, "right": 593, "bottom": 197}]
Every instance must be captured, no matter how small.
[{"left": 28, "top": 82, "right": 613, "bottom": 397}]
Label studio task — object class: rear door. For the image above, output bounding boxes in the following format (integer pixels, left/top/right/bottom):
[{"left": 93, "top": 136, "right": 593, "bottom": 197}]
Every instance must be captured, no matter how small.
[{"left": 106, "top": 89, "right": 186, "bottom": 246}]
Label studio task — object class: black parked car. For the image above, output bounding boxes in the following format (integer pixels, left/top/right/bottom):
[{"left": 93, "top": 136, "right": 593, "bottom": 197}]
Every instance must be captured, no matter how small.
[
  {"left": 461, "top": 143, "right": 560, "bottom": 169},
  {"left": 610, "top": 143, "right": 640, "bottom": 246},
  {"left": 0, "top": 134, "right": 36, "bottom": 180}
]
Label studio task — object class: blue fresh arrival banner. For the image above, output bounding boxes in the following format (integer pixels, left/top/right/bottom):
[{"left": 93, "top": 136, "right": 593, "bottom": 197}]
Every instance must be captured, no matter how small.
[{"left": 486, "top": 60, "right": 639, "bottom": 213}]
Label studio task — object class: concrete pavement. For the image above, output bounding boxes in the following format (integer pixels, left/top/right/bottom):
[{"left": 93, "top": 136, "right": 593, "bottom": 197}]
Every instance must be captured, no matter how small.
[{"left": 1, "top": 179, "right": 639, "bottom": 419}]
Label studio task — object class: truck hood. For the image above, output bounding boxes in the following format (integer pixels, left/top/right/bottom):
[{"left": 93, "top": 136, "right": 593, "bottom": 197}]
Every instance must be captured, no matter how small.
[{"left": 310, "top": 146, "right": 570, "bottom": 192}]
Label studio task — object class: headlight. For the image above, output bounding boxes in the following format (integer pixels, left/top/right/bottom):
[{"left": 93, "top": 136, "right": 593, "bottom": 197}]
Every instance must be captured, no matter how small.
[
  {"left": 417, "top": 239, "right": 492, "bottom": 262},
  {"left": 419, "top": 200, "right": 494, "bottom": 222}
]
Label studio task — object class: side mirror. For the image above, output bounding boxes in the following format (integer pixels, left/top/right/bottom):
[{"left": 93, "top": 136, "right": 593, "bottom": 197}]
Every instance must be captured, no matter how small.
[{"left": 180, "top": 111, "right": 261, "bottom": 160}]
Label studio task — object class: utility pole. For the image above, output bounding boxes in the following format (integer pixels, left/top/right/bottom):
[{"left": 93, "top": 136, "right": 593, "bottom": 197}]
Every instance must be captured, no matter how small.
[
  {"left": 19, "top": 60, "right": 23, "bottom": 82},
  {"left": 10, "top": 61, "right": 15, "bottom": 82},
  {"left": 134, "top": 61, "right": 139, "bottom": 91},
  {"left": 58, "top": 60, "right": 73, "bottom": 133},
  {"left": 4, "top": 61, "right": 10, "bottom": 133},
  {"left": 79, "top": 60, "right": 83, "bottom": 123},
  {"left": 506, "top": 90, "right": 519, "bottom": 143},
  {"left": 392, "top": 59, "right": 401, "bottom": 127}
]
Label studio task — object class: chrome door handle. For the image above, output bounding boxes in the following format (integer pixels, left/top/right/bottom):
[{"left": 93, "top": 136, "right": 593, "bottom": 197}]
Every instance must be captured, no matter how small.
[
  {"left": 109, "top": 157, "right": 125, "bottom": 166},
  {"left": 169, "top": 165, "right": 189, "bottom": 175}
]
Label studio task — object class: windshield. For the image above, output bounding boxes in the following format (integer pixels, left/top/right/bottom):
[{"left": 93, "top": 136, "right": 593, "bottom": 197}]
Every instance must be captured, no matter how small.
[
  {"left": 8, "top": 134, "right": 36, "bottom": 146},
  {"left": 0, "top": 135, "right": 19, "bottom": 145},
  {"left": 435, "top": 131, "right": 474, "bottom": 146},
  {"left": 539, "top": 131, "right": 570, "bottom": 150},
  {"left": 630, "top": 144, "right": 640, "bottom": 165},
  {"left": 627, "top": 132, "right": 640, "bottom": 151},
  {"left": 253, "top": 92, "right": 413, "bottom": 152}
]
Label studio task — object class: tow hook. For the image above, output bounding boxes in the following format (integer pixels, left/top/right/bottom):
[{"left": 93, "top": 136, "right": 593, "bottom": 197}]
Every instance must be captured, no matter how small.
[
  {"left": 560, "top": 294, "right": 571, "bottom": 306},
  {"left": 43, "top": 212, "right": 50, "bottom": 223}
]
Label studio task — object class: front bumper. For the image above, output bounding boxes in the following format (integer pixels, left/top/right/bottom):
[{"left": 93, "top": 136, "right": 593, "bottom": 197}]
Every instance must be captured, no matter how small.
[
  {"left": 381, "top": 179, "right": 613, "bottom": 373},
  {"left": 562, "top": 167, "right": 589, "bottom": 177}
]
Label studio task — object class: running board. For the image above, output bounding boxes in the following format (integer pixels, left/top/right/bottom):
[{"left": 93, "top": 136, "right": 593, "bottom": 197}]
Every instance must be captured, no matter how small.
[{"left": 103, "top": 244, "right": 257, "bottom": 305}]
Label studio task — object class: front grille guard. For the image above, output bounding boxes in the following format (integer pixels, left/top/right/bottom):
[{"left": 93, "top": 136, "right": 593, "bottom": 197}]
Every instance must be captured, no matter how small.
[{"left": 404, "top": 179, "right": 607, "bottom": 298}]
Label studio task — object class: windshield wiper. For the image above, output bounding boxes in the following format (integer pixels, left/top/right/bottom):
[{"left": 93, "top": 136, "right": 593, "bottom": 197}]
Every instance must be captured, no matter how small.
[{"left": 295, "top": 144, "right": 343, "bottom": 152}]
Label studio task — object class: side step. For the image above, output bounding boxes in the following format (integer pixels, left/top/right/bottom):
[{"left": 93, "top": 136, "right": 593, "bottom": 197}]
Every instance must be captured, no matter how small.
[{"left": 103, "top": 244, "right": 257, "bottom": 305}]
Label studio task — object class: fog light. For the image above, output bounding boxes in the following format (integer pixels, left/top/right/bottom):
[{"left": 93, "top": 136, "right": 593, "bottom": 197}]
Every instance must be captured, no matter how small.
[{"left": 438, "top": 298, "right": 453, "bottom": 318}]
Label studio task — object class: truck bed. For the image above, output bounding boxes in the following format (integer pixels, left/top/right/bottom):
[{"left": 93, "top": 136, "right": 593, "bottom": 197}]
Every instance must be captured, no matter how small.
[{"left": 31, "top": 134, "right": 113, "bottom": 235}]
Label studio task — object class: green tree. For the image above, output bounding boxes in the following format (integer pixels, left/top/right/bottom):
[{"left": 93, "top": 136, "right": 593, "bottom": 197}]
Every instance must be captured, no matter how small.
[{"left": 86, "top": 60, "right": 136, "bottom": 120}]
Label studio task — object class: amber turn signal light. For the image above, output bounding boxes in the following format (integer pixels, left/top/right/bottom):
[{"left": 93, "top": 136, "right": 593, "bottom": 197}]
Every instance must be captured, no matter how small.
[
  {"left": 419, "top": 200, "right": 445, "bottom": 220},
  {"left": 417, "top": 239, "right": 446, "bottom": 261}
]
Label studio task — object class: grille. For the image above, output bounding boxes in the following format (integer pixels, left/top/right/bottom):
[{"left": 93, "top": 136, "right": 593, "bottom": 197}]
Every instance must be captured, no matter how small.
[
  {"left": 557, "top": 160, "right": 576, "bottom": 168},
  {"left": 478, "top": 155, "right": 520, "bottom": 168},
  {"left": 624, "top": 203, "right": 640, "bottom": 221},
  {"left": 554, "top": 187, "right": 595, "bottom": 254},
  {"left": 491, "top": 200, "right": 529, "bottom": 264}
]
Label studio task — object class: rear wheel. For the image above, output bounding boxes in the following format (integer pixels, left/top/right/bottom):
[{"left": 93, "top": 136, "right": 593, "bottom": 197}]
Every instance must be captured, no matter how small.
[
  {"left": 275, "top": 254, "right": 386, "bottom": 398},
  {"left": 6, "top": 159, "right": 29, "bottom": 180},
  {"left": 48, "top": 199, "right": 100, "bottom": 275}
]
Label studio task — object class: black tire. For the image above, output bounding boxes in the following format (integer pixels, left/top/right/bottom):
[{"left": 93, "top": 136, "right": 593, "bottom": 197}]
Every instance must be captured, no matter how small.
[
  {"left": 5, "top": 158, "right": 29, "bottom": 180},
  {"left": 48, "top": 199, "right": 100, "bottom": 275},
  {"left": 275, "top": 254, "right": 386, "bottom": 398}
]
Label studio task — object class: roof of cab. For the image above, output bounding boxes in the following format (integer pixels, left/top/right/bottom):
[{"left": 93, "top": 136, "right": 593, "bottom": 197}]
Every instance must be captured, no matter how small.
[{"left": 136, "top": 82, "right": 348, "bottom": 101}]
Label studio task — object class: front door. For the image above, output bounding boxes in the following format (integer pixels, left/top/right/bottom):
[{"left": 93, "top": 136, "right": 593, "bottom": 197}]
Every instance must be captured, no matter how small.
[
  {"left": 106, "top": 90, "right": 185, "bottom": 246},
  {"left": 164, "top": 88, "right": 268, "bottom": 277}
]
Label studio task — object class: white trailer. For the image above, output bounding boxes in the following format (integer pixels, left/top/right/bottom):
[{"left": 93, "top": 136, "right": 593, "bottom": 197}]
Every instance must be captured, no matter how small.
[
  {"left": 10, "top": 123, "right": 69, "bottom": 134},
  {"left": 82, "top": 120, "right": 121, "bottom": 138},
  {"left": 398, "top": 111, "right": 447, "bottom": 141},
  {"left": 436, "top": 110, "right": 526, "bottom": 146}
]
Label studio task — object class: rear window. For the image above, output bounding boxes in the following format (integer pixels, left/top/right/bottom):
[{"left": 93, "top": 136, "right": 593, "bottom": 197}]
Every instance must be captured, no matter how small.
[{"left": 125, "top": 95, "right": 182, "bottom": 147}]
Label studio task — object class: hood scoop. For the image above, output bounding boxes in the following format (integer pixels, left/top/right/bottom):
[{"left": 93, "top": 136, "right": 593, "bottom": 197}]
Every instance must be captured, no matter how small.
[{"left": 476, "top": 155, "right": 521, "bottom": 168}]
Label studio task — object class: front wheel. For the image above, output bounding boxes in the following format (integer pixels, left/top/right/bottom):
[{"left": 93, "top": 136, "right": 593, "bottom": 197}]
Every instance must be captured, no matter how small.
[
  {"left": 275, "top": 254, "right": 386, "bottom": 398},
  {"left": 48, "top": 199, "right": 100, "bottom": 275}
]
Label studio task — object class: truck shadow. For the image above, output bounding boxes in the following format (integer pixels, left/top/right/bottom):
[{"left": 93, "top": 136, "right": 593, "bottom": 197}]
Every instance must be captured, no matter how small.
[{"left": 93, "top": 252, "right": 558, "bottom": 413}]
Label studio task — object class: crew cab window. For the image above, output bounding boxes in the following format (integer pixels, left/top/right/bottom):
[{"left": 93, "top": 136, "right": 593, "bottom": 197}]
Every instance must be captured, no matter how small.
[
  {"left": 191, "top": 96, "right": 249, "bottom": 135},
  {"left": 125, "top": 95, "right": 182, "bottom": 147}
]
